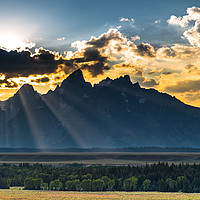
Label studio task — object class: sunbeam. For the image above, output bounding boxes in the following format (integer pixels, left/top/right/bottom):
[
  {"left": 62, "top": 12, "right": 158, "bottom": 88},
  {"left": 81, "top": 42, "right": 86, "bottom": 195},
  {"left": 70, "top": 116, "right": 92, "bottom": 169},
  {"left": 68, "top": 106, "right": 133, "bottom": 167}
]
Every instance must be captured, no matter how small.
[
  {"left": 18, "top": 86, "right": 46, "bottom": 149},
  {"left": 42, "top": 90, "right": 89, "bottom": 147}
]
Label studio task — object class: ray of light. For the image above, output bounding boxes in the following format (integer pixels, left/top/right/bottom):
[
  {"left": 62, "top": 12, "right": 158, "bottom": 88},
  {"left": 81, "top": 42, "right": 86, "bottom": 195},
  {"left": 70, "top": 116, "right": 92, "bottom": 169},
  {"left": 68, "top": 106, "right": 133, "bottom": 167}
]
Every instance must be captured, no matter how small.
[
  {"left": 18, "top": 88, "right": 46, "bottom": 149},
  {"left": 42, "top": 84, "right": 121, "bottom": 148},
  {"left": 42, "top": 91, "right": 88, "bottom": 147}
]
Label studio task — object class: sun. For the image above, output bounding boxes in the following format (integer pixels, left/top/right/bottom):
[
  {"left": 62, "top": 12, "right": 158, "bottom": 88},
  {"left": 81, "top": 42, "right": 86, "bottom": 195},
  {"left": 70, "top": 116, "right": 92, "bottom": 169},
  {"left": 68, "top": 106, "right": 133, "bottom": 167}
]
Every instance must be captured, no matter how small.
[{"left": 0, "top": 33, "right": 35, "bottom": 51}]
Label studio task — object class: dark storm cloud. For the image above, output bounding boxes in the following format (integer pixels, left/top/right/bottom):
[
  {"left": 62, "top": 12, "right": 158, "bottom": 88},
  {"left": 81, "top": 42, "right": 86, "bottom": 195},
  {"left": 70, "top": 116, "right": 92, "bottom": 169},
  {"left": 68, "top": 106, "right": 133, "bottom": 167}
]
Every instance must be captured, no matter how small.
[
  {"left": 0, "top": 46, "right": 109, "bottom": 82},
  {"left": 135, "top": 43, "right": 155, "bottom": 57},
  {"left": 0, "top": 48, "right": 59, "bottom": 77},
  {"left": 83, "top": 48, "right": 107, "bottom": 62},
  {"left": 0, "top": 78, "right": 18, "bottom": 88},
  {"left": 63, "top": 47, "right": 109, "bottom": 77},
  {"left": 81, "top": 61, "right": 110, "bottom": 77},
  {"left": 32, "top": 77, "right": 50, "bottom": 83}
]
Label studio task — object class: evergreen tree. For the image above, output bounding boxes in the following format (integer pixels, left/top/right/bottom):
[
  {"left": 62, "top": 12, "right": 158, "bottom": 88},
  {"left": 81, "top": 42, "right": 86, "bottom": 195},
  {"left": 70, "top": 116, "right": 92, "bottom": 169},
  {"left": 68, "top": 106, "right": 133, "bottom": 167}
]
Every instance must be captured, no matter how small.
[
  {"left": 82, "top": 179, "right": 91, "bottom": 191},
  {"left": 108, "top": 179, "right": 115, "bottom": 191},
  {"left": 143, "top": 179, "right": 151, "bottom": 191}
]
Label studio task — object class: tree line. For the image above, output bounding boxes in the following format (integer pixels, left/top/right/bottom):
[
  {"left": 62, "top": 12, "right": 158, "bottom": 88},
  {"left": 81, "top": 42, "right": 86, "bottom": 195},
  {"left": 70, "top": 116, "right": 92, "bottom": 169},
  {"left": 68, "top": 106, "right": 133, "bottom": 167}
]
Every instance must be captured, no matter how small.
[{"left": 0, "top": 162, "right": 200, "bottom": 192}]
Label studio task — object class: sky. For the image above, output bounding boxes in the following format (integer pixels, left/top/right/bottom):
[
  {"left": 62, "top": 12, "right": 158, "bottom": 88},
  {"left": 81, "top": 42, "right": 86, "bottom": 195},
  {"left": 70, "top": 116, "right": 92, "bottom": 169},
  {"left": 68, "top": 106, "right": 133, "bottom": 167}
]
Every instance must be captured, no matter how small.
[{"left": 0, "top": 0, "right": 199, "bottom": 107}]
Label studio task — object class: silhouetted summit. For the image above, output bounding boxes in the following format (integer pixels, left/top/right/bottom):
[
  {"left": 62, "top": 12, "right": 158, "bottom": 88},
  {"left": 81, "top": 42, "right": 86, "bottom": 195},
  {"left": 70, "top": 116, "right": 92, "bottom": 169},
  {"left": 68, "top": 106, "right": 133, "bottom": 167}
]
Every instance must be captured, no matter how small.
[
  {"left": 133, "top": 82, "right": 140, "bottom": 89},
  {"left": 55, "top": 69, "right": 92, "bottom": 99},
  {"left": 16, "top": 84, "right": 39, "bottom": 99},
  {"left": 0, "top": 69, "right": 200, "bottom": 148},
  {"left": 61, "top": 69, "right": 85, "bottom": 87}
]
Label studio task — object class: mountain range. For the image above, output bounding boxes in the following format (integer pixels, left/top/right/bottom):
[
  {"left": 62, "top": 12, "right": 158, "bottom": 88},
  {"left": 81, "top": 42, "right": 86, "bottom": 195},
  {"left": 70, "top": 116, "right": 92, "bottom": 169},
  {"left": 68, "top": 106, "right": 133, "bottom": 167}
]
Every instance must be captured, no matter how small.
[{"left": 0, "top": 69, "right": 200, "bottom": 148}]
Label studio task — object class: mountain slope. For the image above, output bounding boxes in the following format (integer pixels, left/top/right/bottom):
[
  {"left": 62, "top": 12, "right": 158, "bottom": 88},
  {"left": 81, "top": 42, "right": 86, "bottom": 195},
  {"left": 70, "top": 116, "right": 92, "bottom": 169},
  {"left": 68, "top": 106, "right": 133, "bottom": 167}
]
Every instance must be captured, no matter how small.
[{"left": 0, "top": 69, "right": 200, "bottom": 148}]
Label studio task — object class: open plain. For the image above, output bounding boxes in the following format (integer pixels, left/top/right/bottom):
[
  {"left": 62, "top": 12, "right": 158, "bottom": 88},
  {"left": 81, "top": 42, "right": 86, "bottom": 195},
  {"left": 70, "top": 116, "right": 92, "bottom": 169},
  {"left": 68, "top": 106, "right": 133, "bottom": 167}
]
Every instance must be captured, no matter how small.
[
  {"left": 1, "top": 189, "right": 200, "bottom": 200},
  {"left": 0, "top": 152, "right": 200, "bottom": 165}
]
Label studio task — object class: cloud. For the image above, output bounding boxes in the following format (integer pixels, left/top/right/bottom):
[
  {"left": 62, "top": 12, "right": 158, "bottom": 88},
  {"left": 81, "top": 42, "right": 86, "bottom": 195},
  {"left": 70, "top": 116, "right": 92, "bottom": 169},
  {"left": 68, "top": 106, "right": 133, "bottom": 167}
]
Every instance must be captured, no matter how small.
[
  {"left": 167, "top": 6, "right": 200, "bottom": 47},
  {"left": 0, "top": 48, "right": 60, "bottom": 78},
  {"left": 70, "top": 29, "right": 156, "bottom": 73},
  {"left": 131, "top": 35, "right": 140, "bottom": 41},
  {"left": 186, "top": 6, "right": 200, "bottom": 21},
  {"left": 142, "top": 78, "right": 158, "bottom": 87},
  {"left": 69, "top": 29, "right": 199, "bottom": 90},
  {"left": 86, "top": 28, "right": 125, "bottom": 48},
  {"left": 81, "top": 61, "right": 109, "bottom": 77},
  {"left": 120, "top": 17, "right": 129, "bottom": 22},
  {"left": 167, "top": 6, "right": 200, "bottom": 27},
  {"left": 170, "top": 44, "right": 200, "bottom": 59},
  {"left": 0, "top": 47, "right": 65, "bottom": 88},
  {"left": 70, "top": 47, "right": 109, "bottom": 77},
  {"left": 63, "top": 43, "right": 109, "bottom": 78},
  {"left": 135, "top": 43, "right": 155, "bottom": 57},
  {"left": 63, "top": 29, "right": 130, "bottom": 78},
  {"left": 0, "top": 78, "right": 18, "bottom": 88},
  {"left": 162, "top": 71, "right": 173, "bottom": 75},
  {"left": 156, "top": 47, "right": 176, "bottom": 59},
  {"left": 154, "top": 44, "right": 200, "bottom": 61},
  {"left": 111, "top": 63, "right": 159, "bottom": 87},
  {"left": 167, "top": 15, "right": 189, "bottom": 27},
  {"left": 119, "top": 17, "right": 135, "bottom": 23},
  {"left": 147, "top": 70, "right": 173, "bottom": 76},
  {"left": 155, "top": 20, "right": 161, "bottom": 24},
  {"left": 185, "top": 64, "right": 200, "bottom": 74},
  {"left": 185, "top": 93, "right": 200, "bottom": 101},
  {"left": 164, "top": 79, "right": 200, "bottom": 93},
  {"left": 147, "top": 71, "right": 158, "bottom": 75},
  {"left": 0, "top": 38, "right": 36, "bottom": 52},
  {"left": 57, "top": 37, "right": 65, "bottom": 41},
  {"left": 183, "top": 20, "right": 200, "bottom": 47},
  {"left": 32, "top": 77, "right": 50, "bottom": 83},
  {"left": 83, "top": 48, "right": 107, "bottom": 62}
]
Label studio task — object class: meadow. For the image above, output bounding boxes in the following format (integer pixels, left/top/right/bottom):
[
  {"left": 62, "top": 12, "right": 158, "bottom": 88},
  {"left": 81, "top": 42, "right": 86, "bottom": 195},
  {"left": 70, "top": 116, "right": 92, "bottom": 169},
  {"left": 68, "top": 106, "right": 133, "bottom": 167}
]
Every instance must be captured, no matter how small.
[
  {"left": 1, "top": 189, "right": 200, "bottom": 200},
  {"left": 1, "top": 152, "right": 200, "bottom": 165}
]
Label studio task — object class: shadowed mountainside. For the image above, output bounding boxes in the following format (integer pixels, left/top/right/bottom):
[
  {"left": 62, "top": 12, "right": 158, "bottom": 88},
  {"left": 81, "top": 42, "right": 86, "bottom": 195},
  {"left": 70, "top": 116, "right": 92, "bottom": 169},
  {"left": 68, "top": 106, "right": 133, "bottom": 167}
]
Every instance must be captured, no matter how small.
[{"left": 0, "top": 69, "right": 200, "bottom": 148}]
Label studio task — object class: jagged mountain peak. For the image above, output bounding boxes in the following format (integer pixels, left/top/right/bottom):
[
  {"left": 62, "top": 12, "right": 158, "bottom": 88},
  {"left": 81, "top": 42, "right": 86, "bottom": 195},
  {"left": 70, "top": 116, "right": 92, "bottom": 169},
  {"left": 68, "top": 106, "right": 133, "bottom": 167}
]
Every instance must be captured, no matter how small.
[
  {"left": 61, "top": 69, "right": 85, "bottom": 87},
  {"left": 96, "top": 77, "right": 112, "bottom": 88},
  {"left": 108, "top": 74, "right": 134, "bottom": 91},
  {"left": 55, "top": 69, "right": 92, "bottom": 97},
  {"left": 113, "top": 74, "right": 132, "bottom": 85},
  {"left": 69, "top": 69, "right": 83, "bottom": 79},
  {"left": 19, "top": 84, "right": 34, "bottom": 92},
  {"left": 133, "top": 82, "right": 140, "bottom": 89},
  {"left": 1, "top": 69, "right": 200, "bottom": 148},
  {"left": 116, "top": 74, "right": 131, "bottom": 82},
  {"left": 15, "top": 84, "right": 39, "bottom": 98},
  {"left": 95, "top": 74, "right": 133, "bottom": 89}
]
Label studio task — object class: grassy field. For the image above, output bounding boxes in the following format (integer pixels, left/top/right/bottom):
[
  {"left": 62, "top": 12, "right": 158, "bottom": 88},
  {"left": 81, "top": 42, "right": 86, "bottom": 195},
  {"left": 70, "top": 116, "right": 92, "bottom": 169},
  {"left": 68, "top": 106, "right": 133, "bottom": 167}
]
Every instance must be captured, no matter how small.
[
  {"left": 0, "top": 152, "right": 200, "bottom": 165},
  {"left": 1, "top": 189, "right": 200, "bottom": 200}
]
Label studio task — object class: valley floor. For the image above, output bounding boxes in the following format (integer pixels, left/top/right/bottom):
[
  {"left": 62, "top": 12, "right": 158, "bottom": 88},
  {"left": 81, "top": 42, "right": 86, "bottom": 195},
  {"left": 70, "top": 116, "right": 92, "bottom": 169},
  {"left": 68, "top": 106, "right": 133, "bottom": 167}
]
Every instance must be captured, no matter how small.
[
  {"left": 1, "top": 189, "right": 200, "bottom": 200},
  {"left": 1, "top": 152, "right": 200, "bottom": 165}
]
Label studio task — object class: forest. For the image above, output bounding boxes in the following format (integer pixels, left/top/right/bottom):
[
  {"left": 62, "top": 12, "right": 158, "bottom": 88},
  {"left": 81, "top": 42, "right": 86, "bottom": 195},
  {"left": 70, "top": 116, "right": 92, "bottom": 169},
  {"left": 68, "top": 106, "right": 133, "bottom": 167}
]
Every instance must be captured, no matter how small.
[{"left": 0, "top": 163, "right": 200, "bottom": 192}]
